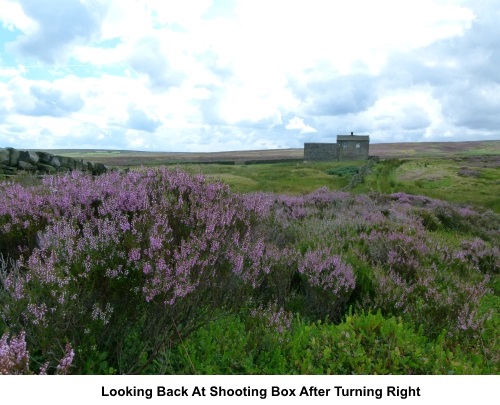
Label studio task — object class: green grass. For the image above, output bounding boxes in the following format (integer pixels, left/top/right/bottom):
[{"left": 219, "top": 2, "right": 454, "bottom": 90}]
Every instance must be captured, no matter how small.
[
  {"left": 353, "top": 157, "right": 500, "bottom": 212},
  {"left": 165, "top": 161, "right": 367, "bottom": 194}
]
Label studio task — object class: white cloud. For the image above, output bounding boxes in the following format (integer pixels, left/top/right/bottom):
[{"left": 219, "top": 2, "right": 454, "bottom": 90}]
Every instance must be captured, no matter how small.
[
  {"left": 147, "top": 0, "right": 212, "bottom": 28},
  {"left": 8, "top": 0, "right": 107, "bottom": 64},
  {"left": 0, "top": 0, "right": 36, "bottom": 33},
  {"left": 230, "top": 0, "right": 475, "bottom": 75},
  {"left": 100, "top": 0, "right": 153, "bottom": 41},
  {"left": 286, "top": 117, "right": 317, "bottom": 133},
  {"left": 1, "top": 0, "right": 498, "bottom": 151}
]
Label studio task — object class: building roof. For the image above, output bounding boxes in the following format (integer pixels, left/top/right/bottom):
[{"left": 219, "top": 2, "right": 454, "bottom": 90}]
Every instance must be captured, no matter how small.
[{"left": 337, "top": 135, "right": 369, "bottom": 141}]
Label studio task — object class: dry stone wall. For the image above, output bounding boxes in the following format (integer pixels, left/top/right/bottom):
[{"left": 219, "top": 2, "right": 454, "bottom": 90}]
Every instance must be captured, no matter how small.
[
  {"left": 304, "top": 143, "right": 338, "bottom": 161},
  {"left": 0, "top": 147, "right": 121, "bottom": 176},
  {"left": 342, "top": 156, "right": 379, "bottom": 191}
]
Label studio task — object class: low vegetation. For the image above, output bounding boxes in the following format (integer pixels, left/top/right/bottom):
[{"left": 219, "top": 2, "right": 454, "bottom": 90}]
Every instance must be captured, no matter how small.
[
  {"left": 325, "top": 166, "right": 359, "bottom": 177},
  {"left": 172, "top": 161, "right": 367, "bottom": 194},
  {"left": 1, "top": 164, "right": 498, "bottom": 374},
  {"left": 354, "top": 157, "right": 500, "bottom": 212}
]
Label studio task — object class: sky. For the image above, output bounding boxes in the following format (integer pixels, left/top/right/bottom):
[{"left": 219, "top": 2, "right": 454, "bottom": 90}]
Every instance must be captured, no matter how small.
[{"left": 0, "top": 0, "right": 499, "bottom": 152}]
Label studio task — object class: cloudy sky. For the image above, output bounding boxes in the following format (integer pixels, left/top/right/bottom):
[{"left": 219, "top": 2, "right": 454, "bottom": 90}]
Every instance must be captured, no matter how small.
[{"left": 0, "top": 0, "right": 499, "bottom": 152}]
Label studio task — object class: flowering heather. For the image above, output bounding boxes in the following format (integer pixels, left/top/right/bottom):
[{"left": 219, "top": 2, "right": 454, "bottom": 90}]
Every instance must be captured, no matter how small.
[
  {"left": 56, "top": 343, "right": 75, "bottom": 375},
  {"left": 297, "top": 247, "right": 355, "bottom": 320},
  {"left": 246, "top": 187, "right": 498, "bottom": 336},
  {"left": 0, "top": 331, "right": 29, "bottom": 374},
  {"left": 299, "top": 248, "right": 355, "bottom": 294},
  {"left": 1, "top": 168, "right": 498, "bottom": 373},
  {"left": 0, "top": 331, "right": 73, "bottom": 374},
  {"left": 250, "top": 301, "right": 293, "bottom": 342},
  {"left": 360, "top": 229, "right": 429, "bottom": 280},
  {"left": 1, "top": 168, "right": 279, "bottom": 372},
  {"left": 457, "top": 168, "right": 481, "bottom": 178},
  {"left": 457, "top": 238, "right": 500, "bottom": 274},
  {"left": 371, "top": 263, "right": 492, "bottom": 337}
]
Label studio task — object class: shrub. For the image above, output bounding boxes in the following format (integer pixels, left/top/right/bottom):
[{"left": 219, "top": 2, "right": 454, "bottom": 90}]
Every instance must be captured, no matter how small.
[
  {"left": 0, "top": 331, "right": 74, "bottom": 375},
  {"left": 365, "top": 262, "right": 491, "bottom": 339},
  {"left": 162, "top": 311, "right": 485, "bottom": 374},
  {"left": 286, "top": 311, "right": 482, "bottom": 374},
  {"left": 458, "top": 168, "right": 481, "bottom": 178},
  {"left": 0, "top": 169, "right": 271, "bottom": 373},
  {"left": 325, "top": 166, "right": 359, "bottom": 177},
  {"left": 298, "top": 247, "right": 355, "bottom": 321}
]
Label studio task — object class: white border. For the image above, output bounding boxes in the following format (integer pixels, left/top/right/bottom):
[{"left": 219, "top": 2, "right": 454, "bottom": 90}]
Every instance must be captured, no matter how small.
[{"left": 1, "top": 375, "right": 498, "bottom": 404}]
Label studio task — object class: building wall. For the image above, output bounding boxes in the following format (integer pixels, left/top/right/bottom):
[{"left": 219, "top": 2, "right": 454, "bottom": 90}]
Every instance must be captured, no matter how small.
[
  {"left": 304, "top": 143, "right": 338, "bottom": 161},
  {"left": 337, "top": 140, "right": 369, "bottom": 161}
]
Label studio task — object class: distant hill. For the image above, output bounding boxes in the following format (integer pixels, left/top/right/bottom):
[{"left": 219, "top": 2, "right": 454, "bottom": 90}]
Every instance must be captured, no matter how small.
[
  {"left": 369, "top": 140, "right": 500, "bottom": 158},
  {"left": 30, "top": 140, "right": 500, "bottom": 167}
]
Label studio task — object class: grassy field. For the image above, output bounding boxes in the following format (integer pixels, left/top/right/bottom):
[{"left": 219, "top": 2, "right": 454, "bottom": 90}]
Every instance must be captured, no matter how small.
[
  {"left": 353, "top": 156, "right": 500, "bottom": 212},
  {"left": 175, "top": 160, "right": 366, "bottom": 194}
]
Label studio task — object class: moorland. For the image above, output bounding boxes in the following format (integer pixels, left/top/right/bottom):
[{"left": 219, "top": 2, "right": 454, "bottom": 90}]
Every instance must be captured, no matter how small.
[{"left": 1, "top": 140, "right": 498, "bottom": 374}]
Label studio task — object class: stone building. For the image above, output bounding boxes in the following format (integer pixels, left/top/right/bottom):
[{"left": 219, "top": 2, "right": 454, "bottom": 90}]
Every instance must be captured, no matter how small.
[
  {"left": 304, "top": 132, "right": 370, "bottom": 162},
  {"left": 337, "top": 132, "right": 370, "bottom": 161}
]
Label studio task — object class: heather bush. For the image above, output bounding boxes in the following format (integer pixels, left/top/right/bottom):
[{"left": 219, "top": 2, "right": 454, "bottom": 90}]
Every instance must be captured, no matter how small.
[
  {"left": 457, "top": 238, "right": 500, "bottom": 275},
  {"left": 457, "top": 167, "right": 481, "bottom": 178},
  {"left": 298, "top": 247, "right": 355, "bottom": 321},
  {"left": 255, "top": 246, "right": 300, "bottom": 306},
  {"left": 0, "top": 169, "right": 271, "bottom": 373},
  {"left": 360, "top": 229, "right": 429, "bottom": 281},
  {"left": 248, "top": 301, "right": 294, "bottom": 345},
  {"left": 0, "top": 330, "right": 74, "bottom": 375},
  {"left": 242, "top": 302, "right": 294, "bottom": 373},
  {"left": 0, "top": 331, "right": 30, "bottom": 374},
  {"left": 364, "top": 264, "right": 491, "bottom": 338},
  {"left": 387, "top": 192, "right": 500, "bottom": 240},
  {"left": 253, "top": 189, "right": 498, "bottom": 343}
]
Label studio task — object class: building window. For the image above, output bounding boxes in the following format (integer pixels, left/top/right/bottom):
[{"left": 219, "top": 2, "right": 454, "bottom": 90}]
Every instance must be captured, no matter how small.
[{"left": 356, "top": 143, "right": 360, "bottom": 148}]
